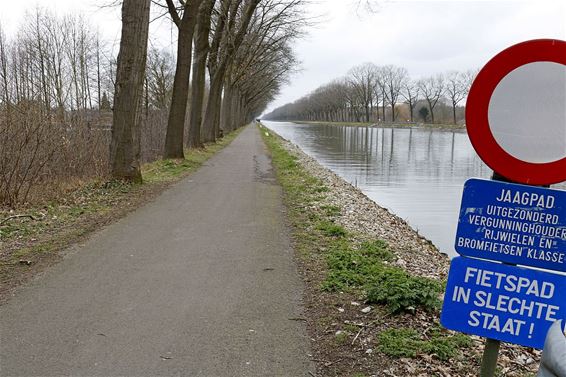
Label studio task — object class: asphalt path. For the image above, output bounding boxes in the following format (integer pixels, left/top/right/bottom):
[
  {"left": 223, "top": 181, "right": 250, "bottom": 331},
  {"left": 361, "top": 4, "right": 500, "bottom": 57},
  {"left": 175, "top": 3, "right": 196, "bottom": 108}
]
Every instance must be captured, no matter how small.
[{"left": 0, "top": 125, "right": 314, "bottom": 376}]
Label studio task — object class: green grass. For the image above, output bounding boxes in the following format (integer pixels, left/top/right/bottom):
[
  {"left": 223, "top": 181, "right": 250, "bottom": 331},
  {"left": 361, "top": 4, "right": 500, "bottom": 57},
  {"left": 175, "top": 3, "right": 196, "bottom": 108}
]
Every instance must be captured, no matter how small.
[
  {"left": 261, "top": 124, "right": 480, "bottom": 374},
  {"left": 316, "top": 220, "right": 347, "bottom": 238},
  {"left": 335, "top": 331, "right": 349, "bottom": 345},
  {"left": 260, "top": 125, "right": 335, "bottom": 261},
  {"left": 378, "top": 327, "right": 471, "bottom": 361},
  {"left": 320, "top": 204, "right": 340, "bottom": 217},
  {"left": 321, "top": 240, "right": 390, "bottom": 291}
]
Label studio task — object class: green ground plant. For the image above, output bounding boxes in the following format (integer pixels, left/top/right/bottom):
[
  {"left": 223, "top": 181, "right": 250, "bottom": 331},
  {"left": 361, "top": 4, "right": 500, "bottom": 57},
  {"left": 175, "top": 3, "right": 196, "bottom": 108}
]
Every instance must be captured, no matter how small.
[
  {"left": 316, "top": 220, "right": 347, "bottom": 238},
  {"left": 378, "top": 327, "right": 471, "bottom": 361},
  {"left": 366, "top": 268, "right": 443, "bottom": 313}
]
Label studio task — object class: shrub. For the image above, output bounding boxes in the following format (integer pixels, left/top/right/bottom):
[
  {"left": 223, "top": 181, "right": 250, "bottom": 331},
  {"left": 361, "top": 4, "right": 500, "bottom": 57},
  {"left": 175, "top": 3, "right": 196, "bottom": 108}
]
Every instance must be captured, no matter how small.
[{"left": 366, "top": 268, "right": 442, "bottom": 313}]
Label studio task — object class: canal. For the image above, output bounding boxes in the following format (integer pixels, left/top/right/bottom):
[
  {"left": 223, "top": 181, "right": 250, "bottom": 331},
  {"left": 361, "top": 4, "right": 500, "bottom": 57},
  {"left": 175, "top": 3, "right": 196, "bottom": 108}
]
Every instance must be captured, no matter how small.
[{"left": 263, "top": 121, "right": 565, "bottom": 258}]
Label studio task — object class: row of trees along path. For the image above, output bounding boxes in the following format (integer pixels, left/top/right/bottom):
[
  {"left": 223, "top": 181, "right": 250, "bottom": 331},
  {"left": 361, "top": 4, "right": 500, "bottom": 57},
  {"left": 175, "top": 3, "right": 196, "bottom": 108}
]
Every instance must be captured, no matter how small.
[{"left": 112, "top": 0, "right": 307, "bottom": 181}]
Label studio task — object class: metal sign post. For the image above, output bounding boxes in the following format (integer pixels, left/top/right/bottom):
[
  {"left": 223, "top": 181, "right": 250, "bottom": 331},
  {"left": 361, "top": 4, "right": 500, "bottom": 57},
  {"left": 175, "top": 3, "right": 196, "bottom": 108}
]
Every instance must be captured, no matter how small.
[{"left": 480, "top": 339, "right": 500, "bottom": 377}]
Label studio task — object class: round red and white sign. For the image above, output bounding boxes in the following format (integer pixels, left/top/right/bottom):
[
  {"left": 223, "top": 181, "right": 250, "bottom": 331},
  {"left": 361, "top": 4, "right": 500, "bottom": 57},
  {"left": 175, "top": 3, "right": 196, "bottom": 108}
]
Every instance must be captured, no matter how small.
[{"left": 466, "top": 39, "right": 566, "bottom": 185}]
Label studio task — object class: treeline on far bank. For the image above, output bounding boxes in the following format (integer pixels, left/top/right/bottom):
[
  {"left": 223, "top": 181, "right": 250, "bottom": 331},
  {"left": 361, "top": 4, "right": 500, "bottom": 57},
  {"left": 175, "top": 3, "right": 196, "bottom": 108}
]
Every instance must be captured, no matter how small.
[
  {"left": 0, "top": 0, "right": 308, "bottom": 207},
  {"left": 263, "top": 63, "right": 477, "bottom": 125}
]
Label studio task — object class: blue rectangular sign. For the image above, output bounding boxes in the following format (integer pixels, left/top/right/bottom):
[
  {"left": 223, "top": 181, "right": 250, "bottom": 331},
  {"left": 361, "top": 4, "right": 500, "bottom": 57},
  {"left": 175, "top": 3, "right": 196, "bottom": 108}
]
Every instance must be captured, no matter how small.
[
  {"left": 455, "top": 178, "right": 566, "bottom": 272},
  {"left": 441, "top": 257, "right": 566, "bottom": 349}
]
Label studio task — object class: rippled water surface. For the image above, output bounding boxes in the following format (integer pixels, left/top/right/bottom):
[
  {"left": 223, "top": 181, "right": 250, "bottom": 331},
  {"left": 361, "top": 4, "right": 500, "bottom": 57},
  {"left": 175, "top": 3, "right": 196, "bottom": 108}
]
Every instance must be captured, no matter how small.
[{"left": 263, "top": 121, "right": 565, "bottom": 258}]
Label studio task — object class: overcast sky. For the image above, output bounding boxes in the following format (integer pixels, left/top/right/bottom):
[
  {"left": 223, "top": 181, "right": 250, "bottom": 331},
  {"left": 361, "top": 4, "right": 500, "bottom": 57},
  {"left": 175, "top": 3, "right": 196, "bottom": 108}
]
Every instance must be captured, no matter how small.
[{"left": 1, "top": 0, "right": 564, "bottom": 114}]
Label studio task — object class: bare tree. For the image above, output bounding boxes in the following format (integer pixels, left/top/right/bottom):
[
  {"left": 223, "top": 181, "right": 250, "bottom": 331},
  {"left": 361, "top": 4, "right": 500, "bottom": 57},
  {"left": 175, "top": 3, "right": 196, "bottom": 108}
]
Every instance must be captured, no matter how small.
[
  {"left": 219, "top": 0, "right": 306, "bottom": 130},
  {"left": 347, "top": 63, "right": 376, "bottom": 122},
  {"left": 400, "top": 78, "right": 419, "bottom": 122},
  {"left": 382, "top": 65, "right": 407, "bottom": 122},
  {"left": 146, "top": 48, "right": 175, "bottom": 110},
  {"left": 0, "top": 25, "right": 10, "bottom": 107},
  {"left": 1, "top": 8, "right": 115, "bottom": 205},
  {"left": 201, "top": 0, "right": 261, "bottom": 143},
  {"left": 417, "top": 74, "right": 445, "bottom": 124},
  {"left": 445, "top": 71, "right": 467, "bottom": 125},
  {"left": 110, "top": 0, "right": 151, "bottom": 182}
]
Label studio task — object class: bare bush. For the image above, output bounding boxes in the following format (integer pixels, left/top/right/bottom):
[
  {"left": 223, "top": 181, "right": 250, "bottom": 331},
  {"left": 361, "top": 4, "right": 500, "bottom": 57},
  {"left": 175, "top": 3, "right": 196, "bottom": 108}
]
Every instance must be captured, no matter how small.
[
  {"left": 0, "top": 10, "right": 173, "bottom": 207},
  {"left": 0, "top": 105, "right": 110, "bottom": 206},
  {"left": 140, "top": 109, "right": 168, "bottom": 163}
]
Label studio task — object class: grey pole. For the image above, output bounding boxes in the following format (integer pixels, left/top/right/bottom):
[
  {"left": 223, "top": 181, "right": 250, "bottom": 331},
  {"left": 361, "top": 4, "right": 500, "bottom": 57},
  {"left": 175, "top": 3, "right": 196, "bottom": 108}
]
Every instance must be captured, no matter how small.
[
  {"left": 481, "top": 172, "right": 552, "bottom": 377},
  {"left": 480, "top": 338, "right": 501, "bottom": 377},
  {"left": 477, "top": 171, "right": 514, "bottom": 377}
]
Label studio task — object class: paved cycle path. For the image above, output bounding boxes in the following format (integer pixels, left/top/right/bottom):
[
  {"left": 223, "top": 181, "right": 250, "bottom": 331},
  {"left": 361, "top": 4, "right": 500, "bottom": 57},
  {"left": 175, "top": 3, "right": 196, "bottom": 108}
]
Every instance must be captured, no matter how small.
[{"left": 0, "top": 125, "right": 314, "bottom": 376}]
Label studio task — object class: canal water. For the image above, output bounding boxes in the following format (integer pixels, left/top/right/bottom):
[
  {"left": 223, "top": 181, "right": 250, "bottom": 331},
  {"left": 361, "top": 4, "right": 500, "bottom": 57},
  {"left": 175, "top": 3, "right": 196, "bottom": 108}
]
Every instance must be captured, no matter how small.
[{"left": 263, "top": 121, "right": 565, "bottom": 258}]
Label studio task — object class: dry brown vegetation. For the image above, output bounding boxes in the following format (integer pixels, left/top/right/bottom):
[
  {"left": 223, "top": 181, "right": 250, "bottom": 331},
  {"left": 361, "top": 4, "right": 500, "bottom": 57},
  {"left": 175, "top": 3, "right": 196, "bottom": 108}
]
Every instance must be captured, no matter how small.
[{"left": 0, "top": 8, "right": 174, "bottom": 207}]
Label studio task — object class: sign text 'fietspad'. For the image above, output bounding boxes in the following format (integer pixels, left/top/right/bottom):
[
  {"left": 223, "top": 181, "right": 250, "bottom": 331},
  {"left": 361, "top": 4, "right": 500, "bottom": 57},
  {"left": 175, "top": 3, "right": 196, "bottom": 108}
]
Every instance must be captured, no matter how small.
[{"left": 441, "top": 257, "right": 566, "bottom": 349}]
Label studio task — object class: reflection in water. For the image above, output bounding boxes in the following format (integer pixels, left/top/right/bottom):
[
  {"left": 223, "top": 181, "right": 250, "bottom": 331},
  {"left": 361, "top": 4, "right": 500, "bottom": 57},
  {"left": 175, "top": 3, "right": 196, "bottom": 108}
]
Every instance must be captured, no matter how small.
[{"left": 264, "top": 121, "right": 565, "bottom": 258}]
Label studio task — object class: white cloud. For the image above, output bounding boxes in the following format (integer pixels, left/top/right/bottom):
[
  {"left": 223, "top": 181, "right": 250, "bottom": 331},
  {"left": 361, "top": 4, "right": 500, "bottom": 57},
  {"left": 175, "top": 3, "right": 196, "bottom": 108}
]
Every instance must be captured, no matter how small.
[{"left": 265, "top": 0, "right": 565, "bottom": 113}]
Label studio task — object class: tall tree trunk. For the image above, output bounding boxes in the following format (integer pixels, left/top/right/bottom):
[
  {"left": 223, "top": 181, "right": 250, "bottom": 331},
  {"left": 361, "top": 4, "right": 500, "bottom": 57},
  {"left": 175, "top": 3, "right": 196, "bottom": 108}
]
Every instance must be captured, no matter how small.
[
  {"left": 110, "top": 0, "right": 151, "bottom": 182},
  {"left": 35, "top": 12, "right": 50, "bottom": 110},
  {"left": 452, "top": 101, "right": 457, "bottom": 125},
  {"left": 187, "top": 0, "right": 215, "bottom": 149},
  {"left": 391, "top": 102, "right": 395, "bottom": 122},
  {"left": 428, "top": 100, "right": 435, "bottom": 123},
  {"left": 381, "top": 96, "right": 385, "bottom": 121},
  {"left": 220, "top": 79, "right": 233, "bottom": 133},
  {"left": 0, "top": 29, "right": 10, "bottom": 107},
  {"left": 163, "top": 0, "right": 203, "bottom": 159},
  {"left": 201, "top": 73, "right": 224, "bottom": 142}
]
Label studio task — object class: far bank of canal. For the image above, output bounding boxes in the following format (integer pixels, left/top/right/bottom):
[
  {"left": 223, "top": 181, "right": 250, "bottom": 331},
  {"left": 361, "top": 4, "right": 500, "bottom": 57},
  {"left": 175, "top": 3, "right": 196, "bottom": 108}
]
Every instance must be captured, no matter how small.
[{"left": 262, "top": 121, "right": 566, "bottom": 258}]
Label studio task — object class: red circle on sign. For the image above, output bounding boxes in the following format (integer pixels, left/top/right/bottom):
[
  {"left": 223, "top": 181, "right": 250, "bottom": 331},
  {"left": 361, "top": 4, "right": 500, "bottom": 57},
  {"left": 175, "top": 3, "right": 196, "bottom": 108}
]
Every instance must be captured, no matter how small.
[{"left": 466, "top": 39, "right": 566, "bottom": 185}]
